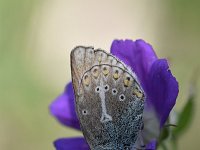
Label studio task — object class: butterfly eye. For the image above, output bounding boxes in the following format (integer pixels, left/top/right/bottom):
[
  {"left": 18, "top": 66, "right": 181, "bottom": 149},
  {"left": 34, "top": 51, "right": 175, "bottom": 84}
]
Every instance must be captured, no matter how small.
[
  {"left": 119, "top": 94, "right": 126, "bottom": 101},
  {"left": 95, "top": 86, "right": 101, "bottom": 93},
  {"left": 112, "top": 88, "right": 118, "bottom": 95},
  {"left": 104, "top": 84, "right": 109, "bottom": 91},
  {"left": 82, "top": 109, "right": 88, "bottom": 115}
]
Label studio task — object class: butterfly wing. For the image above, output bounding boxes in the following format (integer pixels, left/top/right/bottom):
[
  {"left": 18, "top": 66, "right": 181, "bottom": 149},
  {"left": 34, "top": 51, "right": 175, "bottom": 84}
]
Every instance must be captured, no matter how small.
[
  {"left": 71, "top": 46, "right": 95, "bottom": 94},
  {"left": 71, "top": 46, "right": 145, "bottom": 150}
]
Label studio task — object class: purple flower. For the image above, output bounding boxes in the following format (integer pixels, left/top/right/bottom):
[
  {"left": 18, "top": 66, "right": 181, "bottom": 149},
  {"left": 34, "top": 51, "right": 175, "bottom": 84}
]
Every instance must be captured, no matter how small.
[{"left": 49, "top": 39, "right": 179, "bottom": 150}]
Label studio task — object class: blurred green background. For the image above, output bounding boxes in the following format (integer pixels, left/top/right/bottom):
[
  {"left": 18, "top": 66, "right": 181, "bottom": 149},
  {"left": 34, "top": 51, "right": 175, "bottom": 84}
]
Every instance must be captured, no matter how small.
[{"left": 0, "top": 0, "right": 199, "bottom": 149}]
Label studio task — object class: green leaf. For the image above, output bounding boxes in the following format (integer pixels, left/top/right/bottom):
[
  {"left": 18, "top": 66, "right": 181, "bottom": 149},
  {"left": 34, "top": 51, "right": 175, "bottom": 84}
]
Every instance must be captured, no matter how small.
[
  {"left": 157, "top": 126, "right": 170, "bottom": 149},
  {"left": 158, "top": 126, "right": 170, "bottom": 145},
  {"left": 173, "top": 95, "right": 195, "bottom": 136}
]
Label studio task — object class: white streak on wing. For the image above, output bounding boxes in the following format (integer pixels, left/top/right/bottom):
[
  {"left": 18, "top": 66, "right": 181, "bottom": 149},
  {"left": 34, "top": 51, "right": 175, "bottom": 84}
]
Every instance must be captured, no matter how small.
[{"left": 99, "top": 80, "right": 112, "bottom": 123}]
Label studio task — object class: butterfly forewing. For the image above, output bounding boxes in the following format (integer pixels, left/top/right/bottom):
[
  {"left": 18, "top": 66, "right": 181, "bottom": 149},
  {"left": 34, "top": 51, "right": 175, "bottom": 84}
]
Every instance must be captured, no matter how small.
[{"left": 71, "top": 46, "right": 145, "bottom": 150}]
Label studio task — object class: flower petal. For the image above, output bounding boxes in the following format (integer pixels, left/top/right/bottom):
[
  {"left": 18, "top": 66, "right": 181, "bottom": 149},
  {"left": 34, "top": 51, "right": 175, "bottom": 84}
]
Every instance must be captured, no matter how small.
[
  {"left": 147, "top": 59, "right": 179, "bottom": 126},
  {"left": 110, "top": 39, "right": 157, "bottom": 91},
  {"left": 54, "top": 137, "right": 89, "bottom": 150},
  {"left": 49, "top": 82, "right": 80, "bottom": 130},
  {"left": 111, "top": 39, "right": 179, "bottom": 126},
  {"left": 145, "top": 141, "right": 156, "bottom": 150}
]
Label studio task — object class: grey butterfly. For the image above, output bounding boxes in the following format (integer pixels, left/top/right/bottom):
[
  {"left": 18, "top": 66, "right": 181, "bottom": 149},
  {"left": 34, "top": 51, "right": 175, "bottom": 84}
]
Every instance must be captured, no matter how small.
[{"left": 71, "top": 46, "right": 146, "bottom": 150}]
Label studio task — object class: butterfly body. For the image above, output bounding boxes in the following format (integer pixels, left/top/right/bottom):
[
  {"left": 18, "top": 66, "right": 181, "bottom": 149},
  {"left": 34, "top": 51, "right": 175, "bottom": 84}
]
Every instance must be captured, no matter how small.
[{"left": 71, "top": 46, "right": 145, "bottom": 150}]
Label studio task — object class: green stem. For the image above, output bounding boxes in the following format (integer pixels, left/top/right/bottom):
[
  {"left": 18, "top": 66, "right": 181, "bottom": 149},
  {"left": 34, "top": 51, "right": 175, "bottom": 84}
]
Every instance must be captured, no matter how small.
[{"left": 161, "top": 143, "right": 168, "bottom": 150}]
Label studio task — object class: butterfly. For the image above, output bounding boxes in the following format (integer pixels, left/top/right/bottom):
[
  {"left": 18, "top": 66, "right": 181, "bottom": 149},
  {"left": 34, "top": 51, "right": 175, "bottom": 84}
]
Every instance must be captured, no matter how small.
[{"left": 71, "top": 46, "right": 145, "bottom": 150}]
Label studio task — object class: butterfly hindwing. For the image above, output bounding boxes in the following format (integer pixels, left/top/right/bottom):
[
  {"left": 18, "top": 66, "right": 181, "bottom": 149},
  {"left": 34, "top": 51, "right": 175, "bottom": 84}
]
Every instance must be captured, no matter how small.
[{"left": 71, "top": 46, "right": 145, "bottom": 150}]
